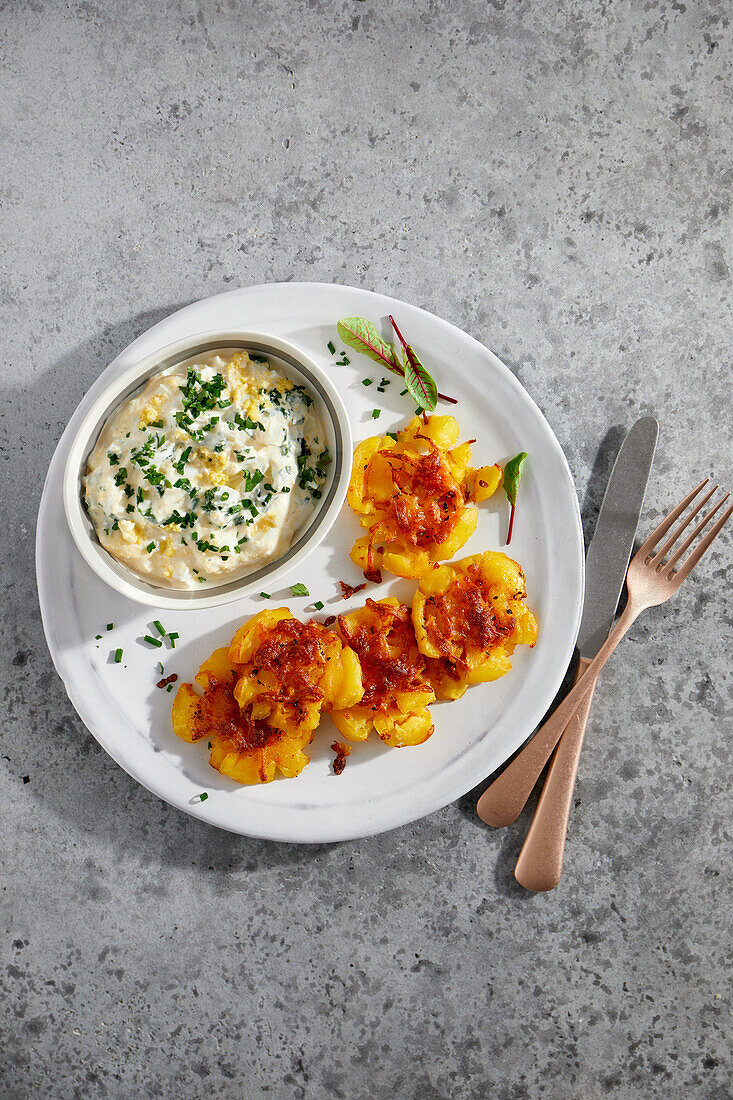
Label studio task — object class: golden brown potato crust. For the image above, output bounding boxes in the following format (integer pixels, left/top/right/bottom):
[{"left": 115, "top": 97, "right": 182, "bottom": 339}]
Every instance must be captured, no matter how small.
[
  {"left": 413, "top": 551, "right": 538, "bottom": 701},
  {"left": 332, "top": 597, "right": 436, "bottom": 748},
  {"left": 172, "top": 610, "right": 362, "bottom": 784},
  {"left": 347, "top": 414, "right": 503, "bottom": 581}
]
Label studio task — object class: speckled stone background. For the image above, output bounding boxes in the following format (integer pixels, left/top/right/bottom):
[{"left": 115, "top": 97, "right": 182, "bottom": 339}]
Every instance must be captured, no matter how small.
[{"left": 1, "top": 1, "right": 731, "bottom": 1097}]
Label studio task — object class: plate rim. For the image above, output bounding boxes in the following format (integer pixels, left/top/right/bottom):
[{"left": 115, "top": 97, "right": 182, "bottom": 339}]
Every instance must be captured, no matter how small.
[{"left": 36, "top": 281, "right": 584, "bottom": 842}]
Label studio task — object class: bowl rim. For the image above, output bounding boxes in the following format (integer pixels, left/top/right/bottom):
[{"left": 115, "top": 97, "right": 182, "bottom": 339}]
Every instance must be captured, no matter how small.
[{"left": 62, "top": 330, "right": 352, "bottom": 610}]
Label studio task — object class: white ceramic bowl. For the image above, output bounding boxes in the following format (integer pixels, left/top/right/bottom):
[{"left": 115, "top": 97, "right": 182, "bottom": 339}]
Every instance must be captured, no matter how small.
[{"left": 63, "top": 331, "right": 352, "bottom": 610}]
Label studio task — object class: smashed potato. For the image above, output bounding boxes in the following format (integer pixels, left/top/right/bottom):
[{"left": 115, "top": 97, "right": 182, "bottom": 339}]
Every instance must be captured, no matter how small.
[
  {"left": 172, "top": 557, "right": 538, "bottom": 784},
  {"left": 331, "top": 597, "right": 436, "bottom": 747},
  {"left": 347, "top": 414, "right": 502, "bottom": 581},
  {"left": 172, "top": 609, "right": 362, "bottom": 784},
  {"left": 412, "top": 551, "right": 538, "bottom": 700}
]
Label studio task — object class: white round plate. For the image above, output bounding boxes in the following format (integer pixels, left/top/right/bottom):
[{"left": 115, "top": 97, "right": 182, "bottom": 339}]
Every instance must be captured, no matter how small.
[{"left": 37, "top": 283, "right": 584, "bottom": 843}]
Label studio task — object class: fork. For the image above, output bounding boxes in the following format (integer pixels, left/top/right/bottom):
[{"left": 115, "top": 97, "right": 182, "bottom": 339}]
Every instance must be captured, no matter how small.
[{"left": 477, "top": 480, "right": 733, "bottom": 857}]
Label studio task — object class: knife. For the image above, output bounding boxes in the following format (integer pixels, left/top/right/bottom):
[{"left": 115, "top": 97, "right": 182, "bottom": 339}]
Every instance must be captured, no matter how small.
[
  {"left": 477, "top": 416, "right": 659, "bottom": 833},
  {"left": 576, "top": 415, "right": 659, "bottom": 661},
  {"left": 512, "top": 416, "right": 659, "bottom": 890}
]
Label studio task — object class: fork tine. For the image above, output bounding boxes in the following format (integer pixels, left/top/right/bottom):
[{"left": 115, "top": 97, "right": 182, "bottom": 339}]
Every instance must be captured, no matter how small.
[
  {"left": 649, "top": 483, "right": 718, "bottom": 567},
  {"left": 637, "top": 479, "right": 709, "bottom": 559},
  {"left": 672, "top": 502, "right": 733, "bottom": 583},
  {"left": 664, "top": 492, "right": 730, "bottom": 573}
]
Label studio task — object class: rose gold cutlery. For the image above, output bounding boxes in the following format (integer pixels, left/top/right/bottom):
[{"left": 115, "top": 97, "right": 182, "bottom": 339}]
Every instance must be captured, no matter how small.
[
  {"left": 478, "top": 418, "right": 658, "bottom": 832},
  {"left": 514, "top": 417, "right": 657, "bottom": 890},
  {"left": 477, "top": 477, "right": 732, "bottom": 885}
]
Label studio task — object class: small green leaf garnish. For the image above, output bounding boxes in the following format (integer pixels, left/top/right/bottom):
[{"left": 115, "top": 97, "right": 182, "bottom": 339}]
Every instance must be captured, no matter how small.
[
  {"left": 337, "top": 318, "right": 401, "bottom": 374},
  {"left": 371, "top": 409, "right": 381, "bottom": 419},
  {"left": 198, "top": 792, "right": 209, "bottom": 802},
  {"left": 337, "top": 316, "right": 455, "bottom": 409},
  {"left": 503, "top": 452, "right": 527, "bottom": 545},
  {"left": 114, "top": 648, "right": 123, "bottom": 663},
  {"left": 290, "top": 583, "right": 309, "bottom": 596},
  {"left": 390, "top": 316, "right": 438, "bottom": 413},
  {"left": 106, "top": 623, "right": 114, "bottom": 631}
]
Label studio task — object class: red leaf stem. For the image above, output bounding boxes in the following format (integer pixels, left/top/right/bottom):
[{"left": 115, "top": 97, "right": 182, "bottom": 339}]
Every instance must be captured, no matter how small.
[{"left": 388, "top": 315, "right": 457, "bottom": 405}]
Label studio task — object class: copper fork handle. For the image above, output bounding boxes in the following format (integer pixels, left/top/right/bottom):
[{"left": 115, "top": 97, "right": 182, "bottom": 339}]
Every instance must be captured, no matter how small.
[
  {"left": 514, "top": 657, "right": 595, "bottom": 891},
  {"left": 477, "top": 480, "right": 733, "bottom": 834},
  {"left": 476, "top": 600, "right": 641, "bottom": 828}
]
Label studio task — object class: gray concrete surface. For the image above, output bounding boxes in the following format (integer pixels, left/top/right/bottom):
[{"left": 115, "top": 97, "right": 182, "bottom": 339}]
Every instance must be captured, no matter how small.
[{"left": 1, "top": 2, "right": 731, "bottom": 1097}]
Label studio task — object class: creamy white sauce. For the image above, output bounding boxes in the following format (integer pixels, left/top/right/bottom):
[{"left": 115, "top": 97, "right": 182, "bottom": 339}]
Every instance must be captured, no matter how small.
[{"left": 84, "top": 350, "right": 330, "bottom": 589}]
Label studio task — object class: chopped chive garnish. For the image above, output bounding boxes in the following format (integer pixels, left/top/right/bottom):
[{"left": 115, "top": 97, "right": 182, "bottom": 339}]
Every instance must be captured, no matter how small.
[
  {"left": 106, "top": 623, "right": 113, "bottom": 631},
  {"left": 260, "top": 591, "right": 271, "bottom": 599},
  {"left": 153, "top": 620, "right": 165, "bottom": 636},
  {"left": 146, "top": 542, "right": 155, "bottom": 553},
  {"left": 157, "top": 661, "right": 164, "bottom": 673},
  {"left": 371, "top": 409, "right": 381, "bottom": 419},
  {"left": 387, "top": 432, "right": 398, "bottom": 441},
  {"left": 198, "top": 792, "right": 209, "bottom": 801},
  {"left": 114, "top": 648, "right": 123, "bottom": 663},
  {"left": 327, "top": 341, "right": 335, "bottom": 355},
  {"left": 290, "top": 583, "right": 309, "bottom": 597},
  {"left": 168, "top": 633, "right": 179, "bottom": 647},
  {"left": 144, "top": 635, "right": 163, "bottom": 648},
  {"left": 166, "top": 684, "right": 173, "bottom": 692},
  {"left": 314, "top": 601, "right": 324, "bottom": 611},
  {"left": 361, "top": 378, "right": 373, "bottom": 386},
  {"left": 95, "top": 634, "right": 102, "bottom": 640},
  {"left": 400, "top": 388, "right": 408, "bottom": 396}
]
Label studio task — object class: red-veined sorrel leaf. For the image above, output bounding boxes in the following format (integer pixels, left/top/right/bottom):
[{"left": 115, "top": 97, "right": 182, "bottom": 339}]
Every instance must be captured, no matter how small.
[
  {"left": 503, "top": 451, "right": 527, "bottom": 544},
  {"left": 337, "top": 318, "right": 401, "bottom": 374},
  {"left": 389, "top": 315, "right": 438, "bottom": 413}
]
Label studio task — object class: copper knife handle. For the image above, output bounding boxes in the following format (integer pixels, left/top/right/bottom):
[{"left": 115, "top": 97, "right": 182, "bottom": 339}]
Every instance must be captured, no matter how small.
[
  {"left": 514, "top": 657, "right": 595, "bottom": 891},
  {"left": 476, "top": 600, "right": 640, "bottom": 828}
]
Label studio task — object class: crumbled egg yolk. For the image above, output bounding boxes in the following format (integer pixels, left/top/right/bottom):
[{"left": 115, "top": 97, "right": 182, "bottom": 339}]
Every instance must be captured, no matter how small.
[
  {"left": 196, "top": 449, "right": 230, "bottom": 486},
  {"left": 138, "top": 393, "right": 167, "bottom": 429}
]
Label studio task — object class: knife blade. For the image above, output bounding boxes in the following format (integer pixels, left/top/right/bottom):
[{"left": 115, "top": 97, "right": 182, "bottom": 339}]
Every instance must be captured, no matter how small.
[{"left": 577, "top": 416, "right": 658, "bottom": 659}]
